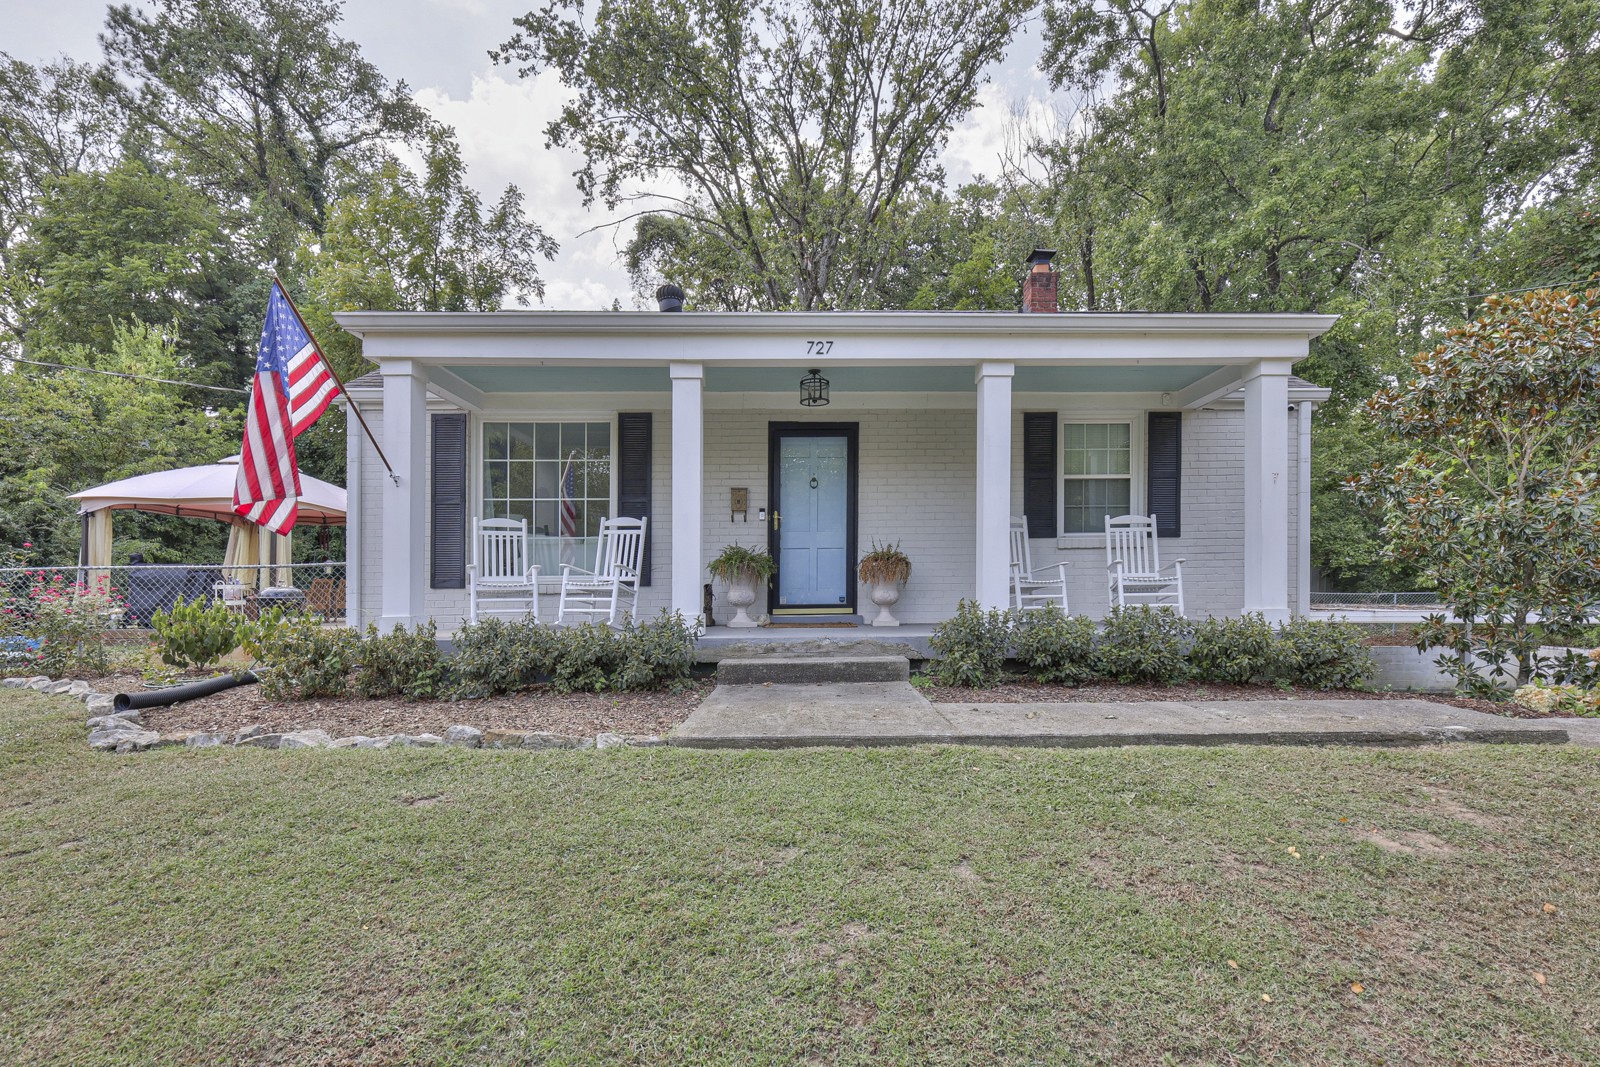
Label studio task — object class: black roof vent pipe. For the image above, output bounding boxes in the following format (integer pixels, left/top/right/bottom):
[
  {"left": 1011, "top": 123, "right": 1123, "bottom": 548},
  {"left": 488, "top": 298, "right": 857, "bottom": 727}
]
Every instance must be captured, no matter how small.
[{"left": 655, "top": 283, "right": 685, "bottom": 312}]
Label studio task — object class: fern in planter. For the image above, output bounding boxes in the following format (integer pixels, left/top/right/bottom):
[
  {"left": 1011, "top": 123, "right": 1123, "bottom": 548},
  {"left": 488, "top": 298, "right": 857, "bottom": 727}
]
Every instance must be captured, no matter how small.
[
  {"left": 857, "top": 540, "right": 911, "bottom": 586},
  {"left": 707, "top": 544, "right": 775, "bottom": 585}
]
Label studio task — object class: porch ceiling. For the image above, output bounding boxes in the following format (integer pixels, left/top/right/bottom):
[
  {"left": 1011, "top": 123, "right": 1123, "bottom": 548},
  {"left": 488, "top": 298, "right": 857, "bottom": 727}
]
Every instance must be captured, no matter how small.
[{"left": 445, "top": 363, "right": 1228, "bottom": 395}]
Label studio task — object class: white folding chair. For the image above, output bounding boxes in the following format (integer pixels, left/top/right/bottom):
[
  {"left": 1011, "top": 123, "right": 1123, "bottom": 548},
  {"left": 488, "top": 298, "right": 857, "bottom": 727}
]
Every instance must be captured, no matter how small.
[
  {"left": 557, "top": 516, "right": 646, "bottom": 626},
  {"left": 213, "top": 580, "right": 250, "bottom": 613},
  {"left": 467, "top": 517, "right": 540, "bottom": 623},
  {"left": 1105, "top": 514, "right": 1184, "bottom": 615},
  {"left": 1009, "top": 515, "right": 1070, "bottom": 613}
]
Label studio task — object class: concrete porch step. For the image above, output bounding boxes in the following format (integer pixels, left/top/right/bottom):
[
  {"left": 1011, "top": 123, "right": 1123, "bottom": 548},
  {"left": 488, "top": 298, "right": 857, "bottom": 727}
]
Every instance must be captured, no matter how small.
[{"left": 716, "top": 655, "right": 910, "bottom": 685}]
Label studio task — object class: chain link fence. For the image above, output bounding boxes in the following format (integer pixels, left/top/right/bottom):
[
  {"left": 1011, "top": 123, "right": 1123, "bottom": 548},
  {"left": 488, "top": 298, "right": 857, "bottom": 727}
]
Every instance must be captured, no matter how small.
[
  {"left": 0, "top": 562, "right": 347, "bottom": 628},
  {"left": 1310, "top": 591, "right": 1444, "bottom": 610}
]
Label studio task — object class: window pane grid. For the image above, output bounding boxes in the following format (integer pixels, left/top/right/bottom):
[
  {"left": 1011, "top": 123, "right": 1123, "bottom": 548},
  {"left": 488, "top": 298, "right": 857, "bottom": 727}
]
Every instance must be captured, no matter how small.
[
  {"left": 1062, "top": 420, "right": 1133, "bottom": 535},
  {"left": 482, "top": 421, "right": 612, "bottom": 570}
]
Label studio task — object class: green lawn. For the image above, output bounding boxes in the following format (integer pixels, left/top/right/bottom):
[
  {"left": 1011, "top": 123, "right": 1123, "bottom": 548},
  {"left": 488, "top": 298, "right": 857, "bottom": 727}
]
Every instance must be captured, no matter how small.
[{"left": 2, "top": 689, "right": 1597, "bottom": 1066}]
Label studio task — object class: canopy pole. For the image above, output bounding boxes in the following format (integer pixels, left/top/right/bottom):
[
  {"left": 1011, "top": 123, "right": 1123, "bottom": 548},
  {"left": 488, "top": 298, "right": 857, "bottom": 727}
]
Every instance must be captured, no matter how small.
[{"left": 272, "top": 276, "right": 399, "bottom": 486}]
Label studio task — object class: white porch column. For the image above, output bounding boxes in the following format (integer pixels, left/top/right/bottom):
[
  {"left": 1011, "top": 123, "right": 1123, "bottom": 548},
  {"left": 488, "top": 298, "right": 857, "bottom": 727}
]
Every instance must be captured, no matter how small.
[
  {"left": 670, "top": 362, "right": 704, "bottom": 622},
  {"left": 974, "top": 362, "right": 1015, "bottom": 610},
  {"left": 379, "top": 360, "right": 427, "bottom": 630},
  {"left": 1242, "top": 360, "right": 1293, "bottom": 622},
  {"left": 1296, "top": 401, "right": 1315, "bottom": 615}
]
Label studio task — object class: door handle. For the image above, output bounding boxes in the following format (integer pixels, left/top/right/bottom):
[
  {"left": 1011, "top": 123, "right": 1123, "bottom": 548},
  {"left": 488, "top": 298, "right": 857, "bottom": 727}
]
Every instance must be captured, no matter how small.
[{"left": 772, "top": 512, "right": 781, "bottom": 531}]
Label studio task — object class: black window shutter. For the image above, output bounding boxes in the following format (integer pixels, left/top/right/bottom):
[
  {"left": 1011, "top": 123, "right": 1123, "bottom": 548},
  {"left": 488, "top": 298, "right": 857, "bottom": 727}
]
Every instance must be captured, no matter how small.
[
  {"left": 1022, "top": 412, "right": 1058, "bottom": 539},
  {"left": 430, "top": 413, "right": 468, "bottom": 589},
  {"left": 616, "top": 412, "right": 653, "bottom": 586},
  {"left": 1147, "top": 411, "right": 1182, "bottom": 538}
]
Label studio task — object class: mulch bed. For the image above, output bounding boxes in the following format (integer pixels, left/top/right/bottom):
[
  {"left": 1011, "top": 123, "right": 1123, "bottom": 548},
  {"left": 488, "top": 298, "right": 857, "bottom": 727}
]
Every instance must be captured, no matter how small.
[
  {"left": 82, "top": 673, "right": 710, "bottom": 739},
  {"left": 923, "top": 678, "right": 1578, "bottom": 719}
]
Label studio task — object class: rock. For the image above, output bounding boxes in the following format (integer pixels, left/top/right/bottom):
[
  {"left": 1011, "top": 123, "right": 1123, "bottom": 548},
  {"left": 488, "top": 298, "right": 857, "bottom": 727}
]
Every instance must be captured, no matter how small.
[
  {"left": 482, "top": 728, "right": 535, "bottom": 749},
  {"left": 235, "top": 732, "right": 284, "bottom": 750},
  {"left": 89, "top": 728, "right": 158, "bottom": 752},
  {"left": 234, "top": 724, "right": 266, "bottom": 743},
  {"left": 443, "top": 725, "right": 483, "bottom": 748},
  {"left": 85, "top": 694, "right": 116, "bottom": 714},
  {"left": 354, "top": 735, "right": 398, "bottom": 750},
  {"left": 596, "top": 732, "right": 626, "bottom": 750},
  {"left": 152, "top": 730, "right": 202, "bottom": 748},
  {"left": 521, "top": 732, "right": 586, "bottom": 750},
  {"left": 278, "top": 729, "right": 333, "bottom": 749},
  {"left": 576, "top": 736, "right": 596, "bottom": 750},
  {"left": 186, "top": 732, "right": 226, "bottom": 748},
  {"left": 86, "top": 712, "right": 143, "bottom": 732},
  {"left": 42, "top": 679, "right": 76, "bottom": 694},
  {"left": 627, "top": 735, "right": 665, "bottom": 748},
  {"left": 329, "top": 736, "right": 368, "bottom": 749},
  {"left": 1, "top": 678, "right": 28, "bottom": 689},
  {"left": 399, "top": 733, "right": 442, "bottom": 747},
  {"left": 66, "top": 681, "right": 95, "bottom": 697},
  {"left": 21, "top": 676, "right": 49, "bottom": 688}
]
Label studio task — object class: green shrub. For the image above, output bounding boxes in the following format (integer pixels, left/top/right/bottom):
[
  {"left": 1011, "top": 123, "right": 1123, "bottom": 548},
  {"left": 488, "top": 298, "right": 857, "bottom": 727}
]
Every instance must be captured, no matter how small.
[
  {"left": 550, "top": 622, "right": 624, "bottom": 693},
  {"left": 929, "top": 600, "right": 1013, "bottom": 687},
  {"left": 1096, "top": 607, "right": 1191, "bottom": 685},
  {"left": 451, "top": 617, "right": 556, "bottom": 696},
  {"left": 13, "top": 573, "right": 123, "bottom": 677},
  {"left": 356, "top": 621, "right": 447, "bottom": 700},
  {"left": 1276, "top": 617, "right": 1375, "bottom": 690},
  {"left": 1013, "top": 605, "right": 1100, "bottom": 685},
  {"left": 242, "top": 612, "right": 360, "bottom": 700},
  {"left": 151, "top": 598, "right": 245, "bottom": 671},
  {"left": 1188, "top": 613, "right": 1282, "bottom": 685},
  {"left": 610, "top": 610, "right": 698, "bottom": 691}
]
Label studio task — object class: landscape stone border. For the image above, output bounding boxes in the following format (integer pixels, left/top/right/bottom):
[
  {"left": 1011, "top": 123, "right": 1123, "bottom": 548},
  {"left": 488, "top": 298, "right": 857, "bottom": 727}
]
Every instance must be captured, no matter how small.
[{"left": 0, "top": 676, "right": 662, "bottom": 754}]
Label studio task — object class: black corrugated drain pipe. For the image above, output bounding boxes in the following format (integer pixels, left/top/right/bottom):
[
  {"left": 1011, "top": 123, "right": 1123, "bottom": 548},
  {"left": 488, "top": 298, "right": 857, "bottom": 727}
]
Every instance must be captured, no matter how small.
[{"left": 114, "top": 671, "right": 259, "bottom": 713}]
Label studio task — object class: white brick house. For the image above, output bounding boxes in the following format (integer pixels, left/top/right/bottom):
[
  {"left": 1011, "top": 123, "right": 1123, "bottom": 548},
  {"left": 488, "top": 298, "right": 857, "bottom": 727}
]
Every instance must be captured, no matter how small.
[{"left": 336, "top": 260, "right": 1334, "bottom": 631}]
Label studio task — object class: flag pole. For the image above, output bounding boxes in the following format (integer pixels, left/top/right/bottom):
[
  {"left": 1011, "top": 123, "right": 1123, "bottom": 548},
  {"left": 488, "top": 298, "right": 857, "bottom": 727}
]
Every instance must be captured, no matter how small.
[{"left": 271, "top": 276, "right": 398, "bottom": 485}]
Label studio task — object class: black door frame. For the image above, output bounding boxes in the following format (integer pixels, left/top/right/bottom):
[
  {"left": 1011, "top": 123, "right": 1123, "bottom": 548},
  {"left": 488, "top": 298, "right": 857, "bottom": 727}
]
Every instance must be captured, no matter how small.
[{"left": 767, "top": 422, "right": 859, "bottom": 613}]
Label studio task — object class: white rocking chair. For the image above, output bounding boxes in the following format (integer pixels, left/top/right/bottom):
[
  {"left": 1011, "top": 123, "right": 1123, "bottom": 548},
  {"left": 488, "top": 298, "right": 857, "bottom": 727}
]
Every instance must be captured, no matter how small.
[
  {"left": 1105, "top": 514, "right": 1184, "bottom": 615},
  {"left": 1009, "top": 515, "right": 1070, "bottom": 613},
  {"left": 467, "top": 517, "right": 540, "bottom": 624},
  {"left": 557, "top": 516, "right": 646, "bottom": 626}
]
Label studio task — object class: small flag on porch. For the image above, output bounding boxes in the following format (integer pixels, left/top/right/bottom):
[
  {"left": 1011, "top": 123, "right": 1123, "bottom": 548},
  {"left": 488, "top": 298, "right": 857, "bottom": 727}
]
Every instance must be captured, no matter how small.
[
  {"left": 233, "top": 280, "right": 341, "bottom": 535},
  {"left": 560, "top": 451, "right": 580, "bottom": 567}
]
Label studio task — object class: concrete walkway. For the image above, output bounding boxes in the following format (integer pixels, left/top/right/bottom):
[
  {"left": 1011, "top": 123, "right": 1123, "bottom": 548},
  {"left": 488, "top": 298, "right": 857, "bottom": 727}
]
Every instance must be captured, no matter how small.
[{"left": 669, "top": 683, "right": 1576, "bottom": 749}]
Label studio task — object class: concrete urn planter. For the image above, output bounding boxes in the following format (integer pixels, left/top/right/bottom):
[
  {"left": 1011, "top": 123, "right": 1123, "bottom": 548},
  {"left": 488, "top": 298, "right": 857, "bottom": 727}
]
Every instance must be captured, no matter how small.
[
  {"left": 724, "top": 575, "right": 760, "bottom": 628},
  {"left": 868, "top": 581, "right": 902, "bottom": 627}
]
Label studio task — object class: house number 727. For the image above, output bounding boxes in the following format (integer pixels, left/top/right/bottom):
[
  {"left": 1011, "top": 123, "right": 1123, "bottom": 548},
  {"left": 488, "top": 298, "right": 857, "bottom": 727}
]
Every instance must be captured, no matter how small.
[{"left": 806, "top": 340, "right": 834, "bottom": 355}]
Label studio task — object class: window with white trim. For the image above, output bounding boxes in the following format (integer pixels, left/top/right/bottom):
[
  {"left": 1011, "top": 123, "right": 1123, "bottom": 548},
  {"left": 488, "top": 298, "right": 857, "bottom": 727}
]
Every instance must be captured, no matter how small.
[
  {"left": 1061, "top": 420, "right": 1133, "bottom": 535},
  {"left": 482, "top": 421, "right": 612, "bottom": 571}
]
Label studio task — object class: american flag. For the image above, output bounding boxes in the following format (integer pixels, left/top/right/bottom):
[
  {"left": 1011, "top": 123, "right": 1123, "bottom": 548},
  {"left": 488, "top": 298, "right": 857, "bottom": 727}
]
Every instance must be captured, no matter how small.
[
  {"left": 560, "top": 451, "right": 580, "bottom": 566},
  {"left": 233, "top": 281, "right": 340, "bottom": 534}
]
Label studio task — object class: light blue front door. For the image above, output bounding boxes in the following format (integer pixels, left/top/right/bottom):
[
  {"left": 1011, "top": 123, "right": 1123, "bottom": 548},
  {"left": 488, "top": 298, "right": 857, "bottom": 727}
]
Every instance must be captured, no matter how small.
[{"left": 776, "top": 434, "right": 850, "bottom": 608}]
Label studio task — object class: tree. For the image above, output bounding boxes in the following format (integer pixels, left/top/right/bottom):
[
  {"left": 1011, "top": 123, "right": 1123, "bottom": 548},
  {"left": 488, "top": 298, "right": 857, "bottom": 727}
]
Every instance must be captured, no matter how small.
[
  {"left": 495, "top": 0, "right": 1032, "bottom": 309},
  {"left": 0, "top": 323, "right": 242, "bottom": 565},
  {"left": 99, "top": 0, "right": 431, "bottom": 271},
  {"left": 1353, "top": 288, "right": 1600, "bottom": 691},
  {"left": 8, "top": 159, "right": 258, "bottom": 386}
]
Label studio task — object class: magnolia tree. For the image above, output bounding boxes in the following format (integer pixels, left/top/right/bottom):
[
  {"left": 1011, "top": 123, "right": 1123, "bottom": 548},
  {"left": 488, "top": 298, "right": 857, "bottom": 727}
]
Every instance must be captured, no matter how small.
[{"left": 1353, "top": 287, "right": 1600, "bottom": 692}]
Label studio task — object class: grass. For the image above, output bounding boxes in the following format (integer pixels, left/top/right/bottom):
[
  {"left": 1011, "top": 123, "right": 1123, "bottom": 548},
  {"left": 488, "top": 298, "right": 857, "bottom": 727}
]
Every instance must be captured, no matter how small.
[{"left": 2, "top": 689, "right": 1597, "bottom": 1066}]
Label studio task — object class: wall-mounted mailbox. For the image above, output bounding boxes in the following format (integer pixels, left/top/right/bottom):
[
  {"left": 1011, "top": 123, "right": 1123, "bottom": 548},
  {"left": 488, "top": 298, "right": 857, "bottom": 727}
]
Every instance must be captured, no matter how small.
[{"left": 730, "top": 487, "right": 749, "bottom": 522}]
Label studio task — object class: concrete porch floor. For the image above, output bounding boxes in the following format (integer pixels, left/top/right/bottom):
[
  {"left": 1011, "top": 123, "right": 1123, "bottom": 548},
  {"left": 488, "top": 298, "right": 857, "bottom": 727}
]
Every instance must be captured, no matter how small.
[{"left": 695, "top": 624, "right": 936, "bottom": 663}]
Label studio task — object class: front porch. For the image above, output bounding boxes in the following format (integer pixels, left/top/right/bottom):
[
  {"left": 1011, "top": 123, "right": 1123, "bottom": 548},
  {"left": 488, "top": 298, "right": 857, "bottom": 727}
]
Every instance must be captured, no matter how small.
[{"left": 336, "top": 310, "right": 1335, "bottom": 633}]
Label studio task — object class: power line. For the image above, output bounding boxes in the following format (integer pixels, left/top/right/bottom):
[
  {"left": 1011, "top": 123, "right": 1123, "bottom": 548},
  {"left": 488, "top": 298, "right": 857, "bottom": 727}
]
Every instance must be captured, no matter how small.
[
  {"left": 0, "top": 355, "right": 247, "bottom": 395},
  {"left": 1400, "top": 279, "right": 1581, "bottom": 308}
]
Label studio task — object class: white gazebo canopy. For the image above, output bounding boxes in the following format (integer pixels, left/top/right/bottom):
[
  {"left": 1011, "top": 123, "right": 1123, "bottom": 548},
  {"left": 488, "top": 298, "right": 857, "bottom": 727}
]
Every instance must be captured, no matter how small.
[{"left": 69, "top": 457, "right": 346, "bottom": 587}]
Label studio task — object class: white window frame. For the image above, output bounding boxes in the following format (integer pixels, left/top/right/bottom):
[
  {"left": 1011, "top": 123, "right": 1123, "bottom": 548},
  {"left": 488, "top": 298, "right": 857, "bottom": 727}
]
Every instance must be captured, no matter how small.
[
  {"left": 474, "top": 413, "right": 619, "bottom": 591},
  {"left": 1057, "top": 413, "right": 1145, "bottom": 548}
]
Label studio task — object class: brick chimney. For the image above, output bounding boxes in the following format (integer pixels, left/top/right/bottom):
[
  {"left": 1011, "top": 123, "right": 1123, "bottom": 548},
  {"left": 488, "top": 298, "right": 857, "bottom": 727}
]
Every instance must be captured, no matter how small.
[{"left": 1021, "top": 248, "right": 1059, "bottom": 313}]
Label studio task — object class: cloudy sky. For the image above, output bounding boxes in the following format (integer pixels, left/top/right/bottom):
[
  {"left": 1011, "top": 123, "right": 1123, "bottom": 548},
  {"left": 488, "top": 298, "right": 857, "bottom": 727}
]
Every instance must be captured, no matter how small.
[{"left": 9, "top": 0, "right": 1056, "bottom": 309}]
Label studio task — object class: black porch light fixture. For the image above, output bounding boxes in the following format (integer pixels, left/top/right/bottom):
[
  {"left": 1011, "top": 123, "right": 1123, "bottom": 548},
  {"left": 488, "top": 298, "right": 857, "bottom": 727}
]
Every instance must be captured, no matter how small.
[{"left": 800, "top": 368, "right": 830, "bottom": 407}]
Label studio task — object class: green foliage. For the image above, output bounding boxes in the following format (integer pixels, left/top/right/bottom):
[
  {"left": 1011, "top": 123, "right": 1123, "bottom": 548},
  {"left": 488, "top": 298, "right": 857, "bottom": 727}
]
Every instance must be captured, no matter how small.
[
  {"left": 450, "top": 617, "right": 556, "bottom": 697},
  {"left": 1273, "top": 618, "right": 1374, "bottom": 691},
  {"left": 608, "top": 611, "right": 698, "bottom": 692},
  {"left": 929, "top": 600, "right": 1013, "bottom": 687},
  {"left": 497, "top": 0, "right": 1031, "bottom": 310},
  {"left": 241, "top": 612, "right": 359, "bottom": 701},
  {"left": 1012, "top": 605, "right": 1099, "bottom": 685},
  {"left": 1097, "top": 607, "right": 1192, "bottom": 686},
  {"left": 707, "top": 544, "right": 775, "bottom": 584},
  {"left": 1188, "top": 613, "right": 1281, "bottom": 686},
  {"left": 356, "top": 621, "right": 447, "bottom": 701},
  {"left": 548, "top": 623, "right": 623, "bottom": 694},
  {"left": 1355, "top": 288, "right": 1600, "bottom": 691},
  {"left": 9, "top": 573, "right": 124, "bottom": 677},
  {"left": 150, "top": 598, "right": 244, "bottom": 671},
  {"left": 857, "top": 541, "right": 912, "bottom": 586}
]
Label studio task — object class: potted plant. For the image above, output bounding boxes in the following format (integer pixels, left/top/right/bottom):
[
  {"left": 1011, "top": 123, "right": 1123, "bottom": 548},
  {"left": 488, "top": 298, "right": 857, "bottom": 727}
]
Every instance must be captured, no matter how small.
[
  {"left": 858, "top": 541, "right": 912, "bottom": 627},
  {"left": 708, "top": 544, "right": 775, "bottom": 628}
]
